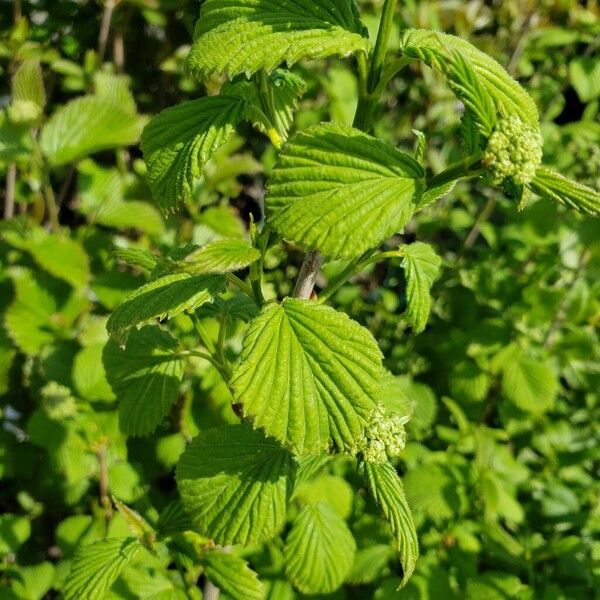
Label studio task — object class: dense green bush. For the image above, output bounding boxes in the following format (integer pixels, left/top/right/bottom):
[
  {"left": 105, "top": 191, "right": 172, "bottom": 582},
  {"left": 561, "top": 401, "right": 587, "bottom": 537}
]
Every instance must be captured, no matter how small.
[{"left": 1, "top": 1, "right": 599, "bottom": 599}]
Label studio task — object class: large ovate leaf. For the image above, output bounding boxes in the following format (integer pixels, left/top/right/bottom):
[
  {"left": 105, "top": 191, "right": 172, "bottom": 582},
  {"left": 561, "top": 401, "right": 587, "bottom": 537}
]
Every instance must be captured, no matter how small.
[
  {"left": 103, "top": 327, "right": 185, "bottom": 436},
  {"left": 400, "top": 242, "right": 442, "bottom": 333},
  {"left": 361, "top": 461, "right": 418, "bottom": 587},
  {"left": 40, "top": 94, "right": 145, "bottom": 165},
  {"left": 202, "top": 552, "right": 264, "bottom": 600},
  {"left": 266, "top": 123, "right": 424, "bottom": 259},
  {"left": 140, "top": 95, "right": 247, "bottom": 211},
  {"left": 177, "top": 238, "right": 261, "bottom": 275},
  {"left": 63, "top": 537, "right": 141, "bottom": 600},
  {"left": 529, "top": 166, "right": 600, "bottom": 217},
  {"left": 231, "top": 298, "right": 383, "bottom": 454},
  {"left": 176, "top": 424, "right": 294, "bottom": 545},
  {"left": 284, "top": 503, "right": 356, "bottom": 594},
  {"left": 106, "top": 273, "right": 225, "bottom": 345},
  {"left": 187, "top": 0, "right": 369, "bottom": 78},
  {"left": 400, "top": 29, "right": 539, "bottom": 128}
]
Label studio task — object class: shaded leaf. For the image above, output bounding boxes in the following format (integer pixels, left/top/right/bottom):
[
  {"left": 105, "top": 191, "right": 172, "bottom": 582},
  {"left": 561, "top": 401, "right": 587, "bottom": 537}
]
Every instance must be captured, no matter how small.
[{"left": 202, "top": 552, "right": 263, "bottom": 600}]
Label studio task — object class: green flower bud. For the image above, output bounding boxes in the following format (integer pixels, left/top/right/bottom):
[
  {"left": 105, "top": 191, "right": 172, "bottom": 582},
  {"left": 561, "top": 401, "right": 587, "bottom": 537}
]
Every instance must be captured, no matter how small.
[
  {"left": 356, "top": 405, "right": 409, "bottom": 464},
  {"left": 483, "top": 116, "right": 543, "bottom": 187}
]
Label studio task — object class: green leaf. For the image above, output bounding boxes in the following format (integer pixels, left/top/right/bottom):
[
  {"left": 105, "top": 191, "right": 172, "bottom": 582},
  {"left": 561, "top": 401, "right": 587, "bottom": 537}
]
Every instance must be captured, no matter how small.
[
  {"left": 361, "top": 461, "right": 418, "bottom": 587},
  {"left": 449, "top": 360, "right": 490, "bottom": 403},
  {"left": 293, "top": 474, "right": 354, "bottom": 518},
  {"left": 73, "top": 344, "right": 115, "bottom": 402},
  {"left": 446, "top": 50, "right": 497, "bottom": 138},
  {"left": 12, "top": 61, "right": 45, "bottom": 108},
  {"left": 0, "top": 514, "right": 31, "bottom": 556},
  {"left": 529, "top": 166, "right": 600, "bottom": 217},
  {"left": 176, "top": 238, "right": 260, "bottom": 275},
  {"left": 176, "top": 424, "right": 294, "bottom": 545},
  {"left": 231, "top": 298, "right": 382, "bottom": 454},
  {"left": 5, "top": 228, "right": 90, "bottom": 289},
  {"left": 140, "top": 95, "right": 247, "bottom": 211},
  {"left": 4, "top": 268, "right": 86, "bottom": 355},
  {"left": 106, "top": 273, "right": 225, "bottom": 345},
  {"left": 266, "top": 122, "right": 424, "bottom": 259},
  {"left": 284, "top": 503, "right": 356, "bottom": 594},
  {"left": 227, "top": 69, "right": 306, "bottom": 139},
  {"left": 0, "top": 111, "right": 31, "bottom": 161},
  {"left": 103, "top": 327, "right": 185, "bottom": 436},
  {"left": 499, "top": 347, "right": 558, "bottom": 414},
  {"left": 347, "top": 545, "right": 392, "bottom": 585},
  {"left": 63, "top": 537, "right": 141, "bottom": 600},
  {"left": 114, "top": 247, "right": 159, "bottom": 273},
  {"left": 40, "top": 94, "right": 145, "bottom": 165},
  {"left": 187, "top": 0, "right": 369, "bottom": 78},
  {"left": 400, "top": 29, "right": 539, "bottom": 128},
  {"left": 202, "top": 552, "right": 264, "bottom": 600},
  {"left": 9, "top": 561, "right": 55, "bottom": 600},
  {"left": 400, "top": 242, "right": 442, "bottom": 333},
  {"left": 569, "top": 56, "right": 600, "bottom": 103}
]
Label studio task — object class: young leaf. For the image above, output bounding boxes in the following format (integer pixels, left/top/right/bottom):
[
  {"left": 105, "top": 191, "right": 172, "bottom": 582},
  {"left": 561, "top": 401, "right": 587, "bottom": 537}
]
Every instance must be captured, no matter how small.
[
  {"left": 106, "top": 273, "right": 226, "bottom": 345},
  {"left": 140, "top": 95, "right": 247, "bottom": 211},
  {"left": 400, "top": 242, "right": 442, "bottom": 333},
  {"left": 12, "top": 61, "right": 46, "bottom": 108},
  {"left": 284, "top": 503, "right": 356, "bottom": 594},
  {"left": 177, "top": 238, "right": 261, "bottom": 275},
  {"left": 361, "top": 461, "right": 418, "bottom": 587},
  {"left": 103, "top": 327, "right": 185, "bottom": 436},
  {"left": 63, "top": 537, "right": 141, "bottom": 600},
  {"left": 40, "top": 94, "right": 145, "bottom": 165},
  {"left": 202, "top": 551, "right": 264, "bottom": 600},
  {"left": 231, "top": 298, "right": 383, "bottom": 454},
  {"left": 176, "top": 424, "right": 294, "bottom": 545},
  {"left": 529, "top": 166, "right": 600, "bottom": 216},
  {"left": 446, "top": 50, "right": 497, "bottom": 139},
  {"left": 187, "top": 0, "right": 369, "bottom": 78},
  {"left": 400, "top": 29, "right": 539, "bottom": 128},
  {"left": 266, "top": 122, "right": 424, "bottom": 260}
]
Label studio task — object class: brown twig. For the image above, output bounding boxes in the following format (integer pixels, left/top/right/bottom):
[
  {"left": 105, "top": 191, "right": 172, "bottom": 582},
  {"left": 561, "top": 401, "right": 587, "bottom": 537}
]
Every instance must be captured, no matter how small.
[
  {"left": 4, "top": 164, "right": 16, "bottom": 220},
  {"left": 463, "top": 196, "right": 497, "bottom": 248},
  {"left": 98, "top": 0, "right": 116, "bottom": 62},
  {"left": 293, "top": 250, "right": 324, "bottom": 299}
]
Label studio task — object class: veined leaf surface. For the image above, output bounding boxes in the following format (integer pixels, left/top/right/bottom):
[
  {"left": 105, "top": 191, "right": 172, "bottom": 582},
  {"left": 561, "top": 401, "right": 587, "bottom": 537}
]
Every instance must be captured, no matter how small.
[
  {"left": 63, "top": 537, "right": 141, "bottom": 600},
  {"left": 400, "top": 242, "right": 442, "bottom": 333},
  {"left": 140, "top": 95, "right": 247, "bottom": 211},
  {"left": 232, "top": 298, "right": 382, "bottom": 454},
  {"left": 103, "top": 326, "right": 185, "bottom": 436},
  {"left": 187, "top": 0, "right": 369, "bottom": 78},
  {"left": 400, "top": 29, "right": 539, "bottom": 128},
  {"left": 266, "top": 123, "right": 424, "bottom": 259},
  {"left": 284, "top": 503, "right": 356, "bottom": 594},
  {"left": 529, "top": 166, "right": 600, "bottom": 216},
  {"left": 176, "top": 424, "right": 294, "bottom": 545},
  {"left": 106, "top": 272, "right": 225, "bottom": 345},
  {"left": 178, "top": 238, "right": 261, "bottom": 275},
  {"left": 203, "top": 552, "right": 264, "bottom": 600},
  {"left": 361, "top": 461, "right": 418, "bottom": 587}
]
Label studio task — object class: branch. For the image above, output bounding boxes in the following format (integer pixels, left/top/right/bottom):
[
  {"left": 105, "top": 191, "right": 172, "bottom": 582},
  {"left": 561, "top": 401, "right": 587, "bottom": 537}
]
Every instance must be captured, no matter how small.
[
  {"left": 293, "top": 250, "right": 323, "bottom": 299},
  {"left": 4, "top": 164, "right": 16, "bottom": 220}
]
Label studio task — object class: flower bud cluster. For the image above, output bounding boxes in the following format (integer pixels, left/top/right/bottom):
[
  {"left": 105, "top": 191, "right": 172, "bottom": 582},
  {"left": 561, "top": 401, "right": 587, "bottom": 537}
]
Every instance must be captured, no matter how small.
[
  {"left": 356, "top": 405, "right": 409, "bottom": 464},
  {"left": 483, "top": 116, "right": 543, "bottom": 187}
]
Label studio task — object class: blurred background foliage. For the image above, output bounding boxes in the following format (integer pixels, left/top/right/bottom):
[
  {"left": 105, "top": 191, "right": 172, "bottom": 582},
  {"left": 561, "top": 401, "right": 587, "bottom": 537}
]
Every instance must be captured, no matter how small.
[{"left": 0, "top": 0, "right": 599, "bottom": 598}]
